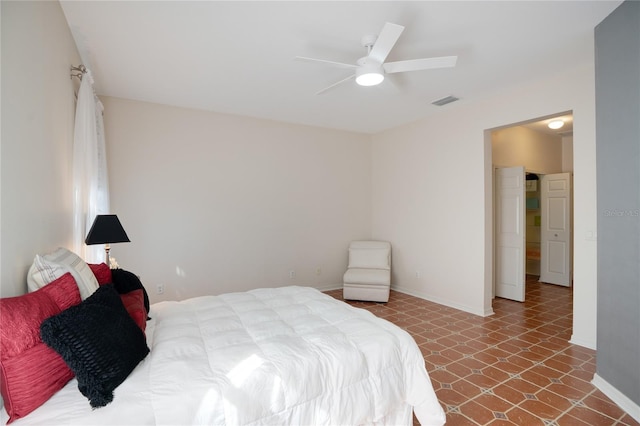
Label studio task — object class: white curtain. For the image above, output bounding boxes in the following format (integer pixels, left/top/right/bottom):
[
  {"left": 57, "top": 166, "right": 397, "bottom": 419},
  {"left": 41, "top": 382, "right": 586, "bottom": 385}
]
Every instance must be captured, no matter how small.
[{"left": 72, "top": 69, "right": 110, "bottom": 262}]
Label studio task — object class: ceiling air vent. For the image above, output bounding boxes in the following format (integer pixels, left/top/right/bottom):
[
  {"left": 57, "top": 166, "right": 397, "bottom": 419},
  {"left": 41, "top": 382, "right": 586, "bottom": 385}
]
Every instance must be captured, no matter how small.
[{"left": 431, "top": 95, "right": 459, "bottom": 106}]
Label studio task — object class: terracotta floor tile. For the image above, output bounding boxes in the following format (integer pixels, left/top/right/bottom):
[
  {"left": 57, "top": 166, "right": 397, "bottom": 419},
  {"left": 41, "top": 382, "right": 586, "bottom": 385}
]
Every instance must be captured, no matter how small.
[
  {"left": 446, "top": 361, "right": 476, "bottom": 379},
  {"left": 520, "top": 370, "right": 553, "bottom": 387},
  {"left": 536, "top": 338, "right": 570, "bottom": 352},
  {"left": 562, "top": 345, "right": 596, "bottom": 361},
  {"left": 559, "top": 374, "right": 596, "bottom": 394},
  {"left": 527, "top": 364, "right": 565, "bottom": 380},
  {"left": 492, "top": 359, "right": 527, "bottom": 375},
  {"left": 464, "top": 372, "right": 501, "bottom": 390},
  {"left": 459, "top": 400, "right": 496, "bottom": 425},
  {"left": 567, "top": 367, "right": 595, "bottom": 382},
  {"left": 423, "top": 352, "right": 452, "bottom": 367},
  {"left": 519, "top": 399, "right": 563, "bottom": 419},
  {"left": 435, "top": 388, "right": 469, "bottom": 406},
  {"left": 516, "top": 348, "right": 548, "bottom": 362},
  {"left": 486, "top": 419, "right": 513, "bottom": 426},
  {"left": 326, "top": 280, "right": 636, "bottom": 425},
  {"left": 502, "top": 377, "right": 542, "bottom": 394},
  {"left": 428, "top": 368, "right": 461, "bottom": 386},
  {"left": 556, "top": 412, "right": 594, "bottom": 426},
  {"left": 455, "top": 342, "right": 484, "bottom": 355},
  {"left": 542, "top": 357, "right": 575, "bottom": 374},
  {"left": 546, "top": 383, "right": 591, "bottom": 401},
  {"left": 505, "top": 406, "right": 546, "bottom": 425},
  {"left": 482, "top": 366, "right": 511, "bottom": 383},
  {"left": 473, "top": 393, "right": 513, "bottom": 413},
  {"left": 424, "top": 340, "right": 451, "bottom": 352},
  {"left": 562, "top": 406, "right": 618, "bottom": 425},
  {"left": 459, "top": 328, "right": 484, "bottom": 340},
  {"left": 444, "top": 412, "right": 478, "bottom": 425},
  {"left": 620, "top": 413, "right": 640, "bottom": 426},
  {"left": 505, "top": 354, "right": 535, "bottom": 370},
  {"left": 451, "top": 378, "right": 484, "bottom": 399},
  {"left": 527, "top": 343, "right": 556, "bottom": 358},
  {"left": 440, "top": 347, "right": 467, "bottom": 363},
  {"left": 494, "top": 341, "right": 523, "bottom": 353},
  {"left": 472, "top": 350, "right": 501, "bottom": 365},
  {"left": 581, "top": 393, "right": 626, "bottom": 420},
  {"left": 535, "top": 389, "right": 574, "bottom": 412}
]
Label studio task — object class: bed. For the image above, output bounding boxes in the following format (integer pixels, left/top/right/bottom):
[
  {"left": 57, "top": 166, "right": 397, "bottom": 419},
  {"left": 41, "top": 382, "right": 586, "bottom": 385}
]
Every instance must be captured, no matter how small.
[{"left": 2, "top": 283, "right": 445, "bottom": 425}]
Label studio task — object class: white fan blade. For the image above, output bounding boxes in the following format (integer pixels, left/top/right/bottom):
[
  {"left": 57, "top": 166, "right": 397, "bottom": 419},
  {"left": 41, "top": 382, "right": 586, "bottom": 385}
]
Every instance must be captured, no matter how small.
[
  {"left": 368, "top": 22, "right": 404, "bottom": 64},
  {"left": 294, "top": 56, "right": 357, "bottom": 69},
  {"left": 315, "top": 74, "right": 355, "bottom": 95},
  {"left": 383, "top": 56, "right": 458, "bottom": 74}
]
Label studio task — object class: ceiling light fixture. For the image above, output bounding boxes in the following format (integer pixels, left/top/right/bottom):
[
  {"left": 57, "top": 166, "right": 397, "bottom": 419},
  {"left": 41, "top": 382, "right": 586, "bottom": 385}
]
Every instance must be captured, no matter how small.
[
  {"left": 548, "top": 120, "right": 565, "bottom": 130},
  {"left": 355, "top": 63, "right": 384, "bottom": 86}
]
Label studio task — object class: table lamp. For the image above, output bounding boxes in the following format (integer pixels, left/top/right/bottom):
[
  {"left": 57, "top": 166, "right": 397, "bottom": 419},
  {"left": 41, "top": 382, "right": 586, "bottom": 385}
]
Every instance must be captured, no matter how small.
[{"left": 85, "top": 214, "right": 130, "bottom": 266}]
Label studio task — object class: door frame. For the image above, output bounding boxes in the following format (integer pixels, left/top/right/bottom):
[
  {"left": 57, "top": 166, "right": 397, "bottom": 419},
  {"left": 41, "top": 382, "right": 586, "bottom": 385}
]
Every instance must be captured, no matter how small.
[{"left": 486, "top": 113, "right": 574, "bottom": 313}]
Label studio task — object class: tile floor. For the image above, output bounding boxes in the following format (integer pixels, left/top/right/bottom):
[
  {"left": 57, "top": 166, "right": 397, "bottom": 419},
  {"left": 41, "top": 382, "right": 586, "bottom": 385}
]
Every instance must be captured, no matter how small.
[{"left": 326, "top": 276, "right": 639, "bottom": 425}]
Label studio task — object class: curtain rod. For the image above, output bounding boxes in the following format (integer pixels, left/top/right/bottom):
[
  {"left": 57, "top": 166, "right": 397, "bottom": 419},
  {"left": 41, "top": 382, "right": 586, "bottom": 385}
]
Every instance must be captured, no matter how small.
[{"left": 71, "top": 64, "right": 87, "bottom": 81}]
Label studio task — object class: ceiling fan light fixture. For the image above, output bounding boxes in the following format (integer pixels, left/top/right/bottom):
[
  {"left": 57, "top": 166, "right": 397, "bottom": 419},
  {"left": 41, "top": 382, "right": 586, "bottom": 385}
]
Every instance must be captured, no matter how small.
[
  {"left": 548, "top": 119, "right": 565, "bottom": 130},
  {"left": 355, "top": 63, "right": 384, "bottom": 86},
  {"left": 356, "top": 72, "right": 384, "bottom": 86}
]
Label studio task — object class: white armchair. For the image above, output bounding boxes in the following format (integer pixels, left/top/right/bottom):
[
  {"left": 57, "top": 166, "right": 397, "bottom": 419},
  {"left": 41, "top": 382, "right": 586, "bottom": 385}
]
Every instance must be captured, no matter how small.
[{"left": 343, "top": 241, "right": 391, "bottom": 302}]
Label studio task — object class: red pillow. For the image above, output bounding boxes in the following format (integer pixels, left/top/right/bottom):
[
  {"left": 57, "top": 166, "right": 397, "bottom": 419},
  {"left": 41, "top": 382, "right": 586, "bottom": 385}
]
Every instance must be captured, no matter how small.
[
  {"left": 89, "top": 263, "right": 112, "bottom": 285},
  {"left": 120, "top": 289, "right": 147, "bottom": 335},
  {"left": 0, "top": 273, "right": 81, "bottom": 423}
]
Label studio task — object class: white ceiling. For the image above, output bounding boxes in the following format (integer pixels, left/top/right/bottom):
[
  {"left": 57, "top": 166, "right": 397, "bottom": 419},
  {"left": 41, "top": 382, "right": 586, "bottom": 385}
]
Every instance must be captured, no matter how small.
[{"left": 60, "top": 1, "right": 621, "bottom": 134}]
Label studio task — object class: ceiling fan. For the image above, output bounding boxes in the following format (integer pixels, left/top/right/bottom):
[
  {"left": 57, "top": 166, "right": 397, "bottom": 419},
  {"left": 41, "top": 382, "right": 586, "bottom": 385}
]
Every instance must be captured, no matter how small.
[{"left": 295, "top": 22, "right": 458, "bottom": 95}]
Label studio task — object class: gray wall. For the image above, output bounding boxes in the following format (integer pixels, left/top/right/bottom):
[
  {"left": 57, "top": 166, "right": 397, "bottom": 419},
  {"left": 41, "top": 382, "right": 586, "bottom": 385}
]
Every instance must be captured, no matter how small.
[{"left": 595, "top": 0, "right": 640, "bottom": 406}]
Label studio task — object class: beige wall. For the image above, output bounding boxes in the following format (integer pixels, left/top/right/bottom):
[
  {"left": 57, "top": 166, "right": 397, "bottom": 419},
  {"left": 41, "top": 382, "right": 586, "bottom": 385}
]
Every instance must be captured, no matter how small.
[
  {"left": 0, "top": 1, "right": 599, "bottom": 351},
  {"left": 0, "top": 1, "right": 81, "bottom": 297},
  {"left": 492, "top": 126, "right": 564, "bottom": 174},
  {"left": 102, "top": 97, "right": 372, "bottom": 302},
  {"left": 372, "top": 62, "right": 598, "bottom": 348},
  {"left": 562, "top": 136, "right": 574, "bottom": 172}
]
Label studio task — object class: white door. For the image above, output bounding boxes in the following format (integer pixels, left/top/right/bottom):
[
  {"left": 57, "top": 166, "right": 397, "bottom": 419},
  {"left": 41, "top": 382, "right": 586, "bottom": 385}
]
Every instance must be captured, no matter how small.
[
  {"left": 540, "top": 173, "right": 572, "bottom": 286},
  {"left": 495, "top": 167, "right": 526, "bottom": 301}
]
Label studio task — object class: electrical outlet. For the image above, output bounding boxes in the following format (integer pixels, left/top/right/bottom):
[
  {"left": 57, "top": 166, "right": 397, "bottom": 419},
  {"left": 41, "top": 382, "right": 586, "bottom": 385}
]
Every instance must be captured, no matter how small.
[
  {"left": 289, "top": 270, "right": 295, "bottom": 279},
  {"left": 415, "top": 270, "right": 421, "bottom": 278},
  {"left": 157, "top": 284, "right": 164, "bottom": 294},
  {"left": 316, "top": 267, "right": 322, "bottom": 275}
]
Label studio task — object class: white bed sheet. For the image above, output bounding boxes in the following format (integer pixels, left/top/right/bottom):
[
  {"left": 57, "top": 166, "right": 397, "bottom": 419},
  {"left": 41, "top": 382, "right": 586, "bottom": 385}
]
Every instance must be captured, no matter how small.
[{"left": 4, "top": 286, "right": 445, "bottom": 425}]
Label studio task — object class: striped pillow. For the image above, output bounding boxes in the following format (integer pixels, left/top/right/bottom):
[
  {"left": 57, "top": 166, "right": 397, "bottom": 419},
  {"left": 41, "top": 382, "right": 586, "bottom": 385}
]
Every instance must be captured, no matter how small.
[{"left": 27, "top": 248, "right": 99, "bottom": 300}]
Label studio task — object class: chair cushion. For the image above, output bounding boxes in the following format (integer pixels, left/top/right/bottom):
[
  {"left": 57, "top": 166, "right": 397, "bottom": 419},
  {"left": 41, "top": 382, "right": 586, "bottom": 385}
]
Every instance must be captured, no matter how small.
[
  {"left": 344, "top": 268, "right": 390, "bottom": 286},
  {"left": 348, "top": 248, "right": 390, "bottom": 270}
]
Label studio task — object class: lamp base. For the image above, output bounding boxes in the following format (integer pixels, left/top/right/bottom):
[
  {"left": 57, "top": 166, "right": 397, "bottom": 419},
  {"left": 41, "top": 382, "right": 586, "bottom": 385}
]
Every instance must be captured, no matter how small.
[{"left": 104, "top": 244, "right": 111, "bottom": 267}]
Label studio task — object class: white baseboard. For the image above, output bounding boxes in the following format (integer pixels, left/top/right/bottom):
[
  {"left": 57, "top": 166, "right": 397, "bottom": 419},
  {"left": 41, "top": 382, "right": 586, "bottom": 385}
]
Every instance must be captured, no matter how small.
[
  {"left": 317, "top": 284, "right": 342, "bottom": 292},
  {"left": 592, "top": 374, "right": 640, "bottom": 423},
  {"left": 392, "top": 285, "right": 492, "bottom": 317},
  {"left": 569, "top": 334, "right": 596, "bottom": 350}
]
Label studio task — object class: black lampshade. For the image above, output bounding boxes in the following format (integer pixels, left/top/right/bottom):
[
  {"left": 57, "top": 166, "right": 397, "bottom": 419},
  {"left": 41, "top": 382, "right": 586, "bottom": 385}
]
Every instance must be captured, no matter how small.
[{"left": 85, "top": 215, "right": 130, "bottom": 245}]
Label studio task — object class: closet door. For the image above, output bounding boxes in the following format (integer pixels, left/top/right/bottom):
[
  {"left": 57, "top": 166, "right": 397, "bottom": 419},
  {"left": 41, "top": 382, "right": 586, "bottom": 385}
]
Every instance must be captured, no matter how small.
[
  {"left": 495, "top": 166, "right": 526, "bottom": 301},
  {"left": 540, "top": 173, "right": 572, "bottom": 286}
]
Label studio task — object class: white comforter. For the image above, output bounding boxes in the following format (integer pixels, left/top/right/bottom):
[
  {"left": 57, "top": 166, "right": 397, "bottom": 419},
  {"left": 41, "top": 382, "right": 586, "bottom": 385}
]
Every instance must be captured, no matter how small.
[{"left": 5, "top": 286, "right": 445, "bottom": 425}]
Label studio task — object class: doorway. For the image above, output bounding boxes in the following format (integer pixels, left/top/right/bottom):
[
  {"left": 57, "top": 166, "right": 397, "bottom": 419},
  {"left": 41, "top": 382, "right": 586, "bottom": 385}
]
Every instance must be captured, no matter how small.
[{"left": 491, "top": 112, "right": 574, "bottom": 303}]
